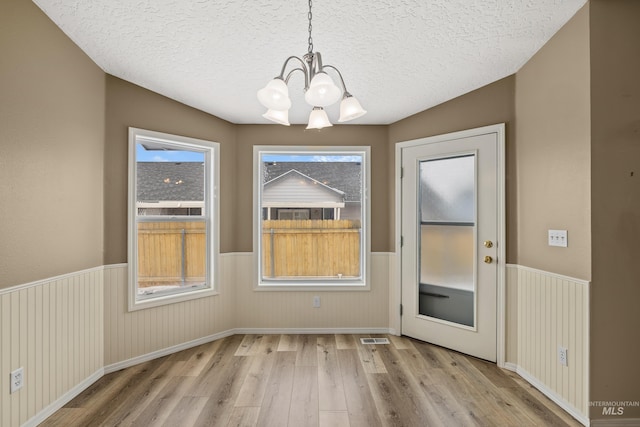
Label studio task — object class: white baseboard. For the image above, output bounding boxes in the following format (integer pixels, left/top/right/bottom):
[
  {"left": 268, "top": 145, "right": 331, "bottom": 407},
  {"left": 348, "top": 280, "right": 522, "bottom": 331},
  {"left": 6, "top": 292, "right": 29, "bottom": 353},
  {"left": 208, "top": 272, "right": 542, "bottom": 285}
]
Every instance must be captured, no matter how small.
[
  {"left": 507, "top": 363, "right": 589, "bottom": 426},
  {"left": 503, "top": 361, "right": 518, "bottom": 372},
  {"left": 233, "top": 327, "right": 392, "bottom": 335},
  {"left": 104, "top": 327, "right": 391, "bottom": 374},
  {"left": 24, "top": 368, "right": 104, "bottom": 427},
  {"left": 104, "top": 329, "right": 235, "bottom": 374},
  {"left": 34, "top": 328, "right": 393, "bottom": 425}
]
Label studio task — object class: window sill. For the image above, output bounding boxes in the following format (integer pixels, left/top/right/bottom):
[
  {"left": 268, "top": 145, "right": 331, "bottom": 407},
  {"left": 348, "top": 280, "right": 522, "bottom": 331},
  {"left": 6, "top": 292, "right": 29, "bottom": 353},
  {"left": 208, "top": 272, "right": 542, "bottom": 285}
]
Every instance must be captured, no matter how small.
[
  {"left": 128, "top": 287, "right": 219, "bottom": 312},
  {"left": 254, "top": 281, "right": 369, "bottom": 292}
]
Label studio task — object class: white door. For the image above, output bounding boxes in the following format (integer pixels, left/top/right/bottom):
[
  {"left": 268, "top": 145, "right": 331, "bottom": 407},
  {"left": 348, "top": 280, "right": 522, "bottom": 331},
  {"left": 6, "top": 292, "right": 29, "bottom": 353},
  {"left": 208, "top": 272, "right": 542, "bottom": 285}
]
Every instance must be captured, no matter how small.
[{"left": 400, "top": 125, "right": 504, "bottom": 362}]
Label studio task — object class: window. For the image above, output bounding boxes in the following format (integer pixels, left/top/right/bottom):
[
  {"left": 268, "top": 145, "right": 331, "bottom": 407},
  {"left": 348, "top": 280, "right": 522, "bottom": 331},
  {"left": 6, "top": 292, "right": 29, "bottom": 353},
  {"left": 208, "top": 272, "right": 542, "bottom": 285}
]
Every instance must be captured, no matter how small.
[
  {"left": 277, "top": 209, "right": 310, "bottom": 220},
  {"left": 254, "top": 146, "right": 370, "bottom": 289},
  {"left": 128, "top": 128, "right": 219, "bottom": 310}
]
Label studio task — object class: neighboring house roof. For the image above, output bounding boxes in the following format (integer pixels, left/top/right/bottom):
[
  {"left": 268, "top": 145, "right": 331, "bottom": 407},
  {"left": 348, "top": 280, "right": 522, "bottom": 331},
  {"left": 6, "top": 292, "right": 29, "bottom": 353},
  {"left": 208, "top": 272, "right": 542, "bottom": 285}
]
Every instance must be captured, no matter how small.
[
  {"left": 137, "top": 162, "right": 204, "bottom": 202},
  {"left": 263, "top": 170, "right": 345, "bottom": 207},
  {"left": 136, "top": 161, "right": 361, "bottom": 203},
  {"left": 263, "top": 162, "right": 361, "bottom": 202}
]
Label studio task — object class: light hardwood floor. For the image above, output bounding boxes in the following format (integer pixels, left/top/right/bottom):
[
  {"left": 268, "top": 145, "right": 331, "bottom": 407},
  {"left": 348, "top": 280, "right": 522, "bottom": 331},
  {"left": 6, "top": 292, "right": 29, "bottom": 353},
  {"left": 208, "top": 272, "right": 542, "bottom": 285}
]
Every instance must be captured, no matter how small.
[{"left": 41, "top": 334, "right": 582, "bottom": 426}]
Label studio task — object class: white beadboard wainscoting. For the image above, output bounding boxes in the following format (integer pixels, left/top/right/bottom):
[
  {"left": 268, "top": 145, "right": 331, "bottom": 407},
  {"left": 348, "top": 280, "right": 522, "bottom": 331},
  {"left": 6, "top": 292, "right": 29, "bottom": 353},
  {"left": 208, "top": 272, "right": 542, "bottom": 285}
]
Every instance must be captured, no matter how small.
[
  {"left": 103, "top": 256, "right": 236, "bottom": 368},
  {"left": 1, "top": 257, "right": 591, "bottom": 426},
  {"left": 1, "top": 253, "right": 394, "bottom": 426},
  {"left": 0, "top": 267, "right": 104, "bottom": 427},
  {"left": 233, "top": 253, "right": 391, "bottom": 331},
  {"left": 505, "top": 264, "right": 590, "bottom": 426},
  {"left": 105, "top": 253, "right": 392, "bottom": 369}
]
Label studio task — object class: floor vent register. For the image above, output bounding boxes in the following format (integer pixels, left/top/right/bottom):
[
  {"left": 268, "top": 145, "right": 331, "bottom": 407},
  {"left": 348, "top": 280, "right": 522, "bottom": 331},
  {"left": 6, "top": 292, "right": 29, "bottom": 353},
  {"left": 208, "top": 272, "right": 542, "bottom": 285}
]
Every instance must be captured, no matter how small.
[{"left": 360, "top": 338, "right": 390, "bottom": 345}]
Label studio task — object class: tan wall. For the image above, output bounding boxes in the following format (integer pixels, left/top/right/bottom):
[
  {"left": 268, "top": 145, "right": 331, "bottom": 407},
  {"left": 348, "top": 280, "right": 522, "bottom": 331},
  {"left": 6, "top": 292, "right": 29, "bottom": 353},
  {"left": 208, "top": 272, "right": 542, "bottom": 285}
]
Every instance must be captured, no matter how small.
[
  {"left": 589, "top": 0, "right": 640, "bottom": 420},
  {"left": 104, "top": 76, "right": 236, "bottom": 263},
  {"left": 509, "top": 4, "right": 593, "bottom": 421},
  {"left": 515, "top": 4, "right": 591, "bottom": 281},
  {"left": 388, "top": 77, "right": 517, "bottom": 262},
  {"left": 235, "top": 124, "right": 390, "bottom": 252},
  {"left": 0, "top": 0, "right": 105, "bottom": 288}
]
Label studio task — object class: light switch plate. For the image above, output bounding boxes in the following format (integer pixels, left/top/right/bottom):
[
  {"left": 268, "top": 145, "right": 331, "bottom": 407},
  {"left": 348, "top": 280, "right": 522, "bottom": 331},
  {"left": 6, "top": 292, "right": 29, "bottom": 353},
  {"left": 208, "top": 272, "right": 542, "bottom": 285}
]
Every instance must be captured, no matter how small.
[{"left": 548, "top": 229, "right": 568, "bottom": 247}]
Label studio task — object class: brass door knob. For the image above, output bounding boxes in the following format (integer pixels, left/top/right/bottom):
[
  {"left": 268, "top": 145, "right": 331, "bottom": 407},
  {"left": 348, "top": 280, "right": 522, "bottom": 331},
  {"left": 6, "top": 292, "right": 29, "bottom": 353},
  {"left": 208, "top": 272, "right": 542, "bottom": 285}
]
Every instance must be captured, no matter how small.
[
  {"left": 483, "top": 240, "right": 493, "bottom": 248},
  {"left": 484, "top": 256, "right": 493, "bottom": 264}
]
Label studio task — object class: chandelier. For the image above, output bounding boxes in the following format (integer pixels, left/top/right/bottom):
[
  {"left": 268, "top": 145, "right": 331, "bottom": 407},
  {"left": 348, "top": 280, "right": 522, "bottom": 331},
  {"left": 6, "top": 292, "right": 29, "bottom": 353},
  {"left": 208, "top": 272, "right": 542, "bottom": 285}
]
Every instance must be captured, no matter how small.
[{"left": 257, "top": 0, "right": 367, "bottom": 129}]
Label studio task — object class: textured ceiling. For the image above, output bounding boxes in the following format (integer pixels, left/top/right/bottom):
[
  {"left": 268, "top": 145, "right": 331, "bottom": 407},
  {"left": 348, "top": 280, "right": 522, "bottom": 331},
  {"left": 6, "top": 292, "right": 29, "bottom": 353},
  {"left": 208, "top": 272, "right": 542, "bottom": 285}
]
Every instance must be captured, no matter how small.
[{"left": 33, "top": 0, "right": 587, "bottom": 125}]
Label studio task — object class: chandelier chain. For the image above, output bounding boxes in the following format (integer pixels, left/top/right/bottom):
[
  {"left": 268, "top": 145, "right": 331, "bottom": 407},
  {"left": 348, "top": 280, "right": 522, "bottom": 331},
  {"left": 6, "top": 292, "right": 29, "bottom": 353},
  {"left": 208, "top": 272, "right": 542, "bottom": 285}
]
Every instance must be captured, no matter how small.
[{"left": 307, "top": 0, "right": 313, "bottom": 54}]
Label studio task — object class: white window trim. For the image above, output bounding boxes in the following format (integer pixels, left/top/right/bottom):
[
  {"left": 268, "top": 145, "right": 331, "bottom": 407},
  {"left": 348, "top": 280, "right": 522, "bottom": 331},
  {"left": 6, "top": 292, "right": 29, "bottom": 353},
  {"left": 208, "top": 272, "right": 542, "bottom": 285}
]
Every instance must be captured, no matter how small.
[
  {"left": 253, "top": 145, "right": 371, "bottom": 291},
  {"left": 128, "top": 127, "right": 220, "bottom": 311},
  {"left": 137, "top": 201, "right": 205, "bottom": 209}
]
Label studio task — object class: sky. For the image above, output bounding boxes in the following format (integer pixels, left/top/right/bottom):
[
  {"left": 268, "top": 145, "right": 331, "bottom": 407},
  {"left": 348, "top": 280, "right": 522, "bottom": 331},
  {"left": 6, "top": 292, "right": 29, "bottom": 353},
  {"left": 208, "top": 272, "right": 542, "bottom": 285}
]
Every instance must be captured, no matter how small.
[
  {"left": 262, "top": 154, "right": 362, "bottom": 162},
  {"left": 136, "top": 144, "right": 204, "bottom": 162},
  {"left": 137, "top": 144, "right": 362, "bottom": 163}
]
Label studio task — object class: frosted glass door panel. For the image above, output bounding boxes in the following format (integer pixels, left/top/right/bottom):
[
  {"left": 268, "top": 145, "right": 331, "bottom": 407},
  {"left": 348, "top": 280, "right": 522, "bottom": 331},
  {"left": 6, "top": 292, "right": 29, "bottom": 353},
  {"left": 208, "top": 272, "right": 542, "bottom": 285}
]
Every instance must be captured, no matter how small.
[
  {"left": 420, "top": 225, "right": 473, "bottom": 291},
  {"left": 418, "top": 155, "right": 475, "bottom": 327},
  {"left": 420, "top": 155, "right": 474, "bottom": 223}
]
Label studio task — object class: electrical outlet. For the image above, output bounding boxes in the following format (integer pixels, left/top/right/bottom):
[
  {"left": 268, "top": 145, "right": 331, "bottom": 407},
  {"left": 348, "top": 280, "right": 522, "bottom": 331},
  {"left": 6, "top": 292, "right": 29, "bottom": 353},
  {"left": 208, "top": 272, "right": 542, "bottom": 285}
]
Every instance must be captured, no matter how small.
[
  {"left": 559, "top": 347, "right": 568, "bottom": 367},
  {"left": 10, "top": 367, "right": 24, "bottom": 393},
  {"left": 313, "top": 296, "right": 320, "bottom": 308}
]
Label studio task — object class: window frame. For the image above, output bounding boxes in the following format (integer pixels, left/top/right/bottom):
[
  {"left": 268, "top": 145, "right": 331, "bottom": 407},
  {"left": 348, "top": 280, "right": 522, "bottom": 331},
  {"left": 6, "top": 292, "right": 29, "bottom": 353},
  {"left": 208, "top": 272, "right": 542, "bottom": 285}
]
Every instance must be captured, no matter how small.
[
  {"left": 253, "top": 145, "right": 371, "bottom": 291},
  {"left": 128, "top": 127, "right": 220, "bottom": 311}
]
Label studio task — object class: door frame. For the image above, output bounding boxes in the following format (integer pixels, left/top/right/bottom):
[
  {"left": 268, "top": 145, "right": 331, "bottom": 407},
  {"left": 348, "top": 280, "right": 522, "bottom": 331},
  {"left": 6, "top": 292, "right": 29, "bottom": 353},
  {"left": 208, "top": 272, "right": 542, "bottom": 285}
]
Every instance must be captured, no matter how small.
[{"left": 394, "top": 123, "right": 506, "bottom": 367}]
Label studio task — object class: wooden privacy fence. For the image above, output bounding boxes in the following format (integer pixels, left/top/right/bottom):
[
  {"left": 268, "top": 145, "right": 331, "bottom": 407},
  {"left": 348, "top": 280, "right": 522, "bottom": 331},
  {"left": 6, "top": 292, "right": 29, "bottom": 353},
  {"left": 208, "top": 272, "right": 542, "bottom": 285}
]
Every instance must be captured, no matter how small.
[
  {"left": 262, "top": 219, "right": 361, "bottom": 278},
  {"left": 137, "top": 221, "right": 205, "bottom": 286}
]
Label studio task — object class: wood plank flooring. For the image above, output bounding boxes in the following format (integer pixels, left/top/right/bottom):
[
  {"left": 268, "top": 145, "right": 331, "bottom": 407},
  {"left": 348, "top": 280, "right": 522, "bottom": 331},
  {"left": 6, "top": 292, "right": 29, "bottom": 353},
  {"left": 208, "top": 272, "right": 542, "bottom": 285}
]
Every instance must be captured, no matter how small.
[{"left": 41, "top": 334, "right": 582, "bottom": 427}]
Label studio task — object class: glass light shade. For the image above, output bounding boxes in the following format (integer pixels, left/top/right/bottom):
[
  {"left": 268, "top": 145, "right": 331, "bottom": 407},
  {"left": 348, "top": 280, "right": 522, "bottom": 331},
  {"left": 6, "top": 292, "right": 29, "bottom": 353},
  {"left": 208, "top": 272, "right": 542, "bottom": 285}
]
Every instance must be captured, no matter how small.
[
  {"left": 338, "top": 95, "right": 367, "bottom": 122},
  {"left": 304, "top": 72, "right": 342, "bottom": 107},
  {"left": 257, "top": 78, "right": 292, "bottom": 110},
  {"left": 262, "top": 109, "right": 290, "bottom": 126},
  {"left": 306, "top": 107, "right": 333, "bottom": 130}
]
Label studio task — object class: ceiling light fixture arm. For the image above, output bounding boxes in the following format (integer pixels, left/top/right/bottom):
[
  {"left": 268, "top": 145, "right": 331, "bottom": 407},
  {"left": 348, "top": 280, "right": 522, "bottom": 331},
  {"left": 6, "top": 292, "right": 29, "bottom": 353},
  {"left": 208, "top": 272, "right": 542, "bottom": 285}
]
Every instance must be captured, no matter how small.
[
  {"left": 277, "top": 56, "right": 309, "bottom": 88},
  {"left": 322, "top": 64, "right": 350, "bottom": 98}
]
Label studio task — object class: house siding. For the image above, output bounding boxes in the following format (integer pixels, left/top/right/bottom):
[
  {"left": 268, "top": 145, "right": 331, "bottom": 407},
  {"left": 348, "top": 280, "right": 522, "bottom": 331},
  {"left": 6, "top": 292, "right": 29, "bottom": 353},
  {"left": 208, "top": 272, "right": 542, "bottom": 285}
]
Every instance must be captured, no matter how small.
[{"left": 263, "top": 172, "right": 345, "bottom": 205}]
